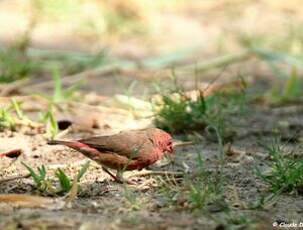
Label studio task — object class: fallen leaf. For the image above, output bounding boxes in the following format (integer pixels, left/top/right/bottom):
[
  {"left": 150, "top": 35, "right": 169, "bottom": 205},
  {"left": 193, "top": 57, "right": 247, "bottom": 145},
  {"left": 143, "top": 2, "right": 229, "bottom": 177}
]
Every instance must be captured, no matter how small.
[
  {"left": 0, "top": 194, "right": 65, "bottom": 209},
  {"left": 0, "top": 149, "right": 23, "bottom": 158}
]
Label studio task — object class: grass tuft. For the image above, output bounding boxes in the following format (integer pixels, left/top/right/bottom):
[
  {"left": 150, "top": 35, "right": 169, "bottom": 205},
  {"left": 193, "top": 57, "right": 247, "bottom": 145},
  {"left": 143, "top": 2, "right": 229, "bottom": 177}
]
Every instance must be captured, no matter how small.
[
  {"left": 51, "top": 67, "right": 82, "bottom": 103},
  {"left": 158, "top": 150, "right": 223, "bottom": 211},
  {"left": 266, "top": 67, "right": 303, "bottom": 105},
  {"left": 40, "top": 109, "right": 59, "bottom": 139},
  {"left": 22, "top": 161, "right": 90, "bottom": 195},
  {"left": 154, "top": 89, "right": 207, "bottom": 133},
  {"left": 153, "top": 76, "right": 246, "bottom": 141},
  {"left": 0, "top": 36, "right": 35, "bottom": 83},
  {"left": 0, "top": 107, "right": 15, "bottom": 130},
  {"left": 255, "top": 139, "right": 303, "bottom": 194},
  {"left": 0, "top": 98, "right": 32, "bottom": 130}
]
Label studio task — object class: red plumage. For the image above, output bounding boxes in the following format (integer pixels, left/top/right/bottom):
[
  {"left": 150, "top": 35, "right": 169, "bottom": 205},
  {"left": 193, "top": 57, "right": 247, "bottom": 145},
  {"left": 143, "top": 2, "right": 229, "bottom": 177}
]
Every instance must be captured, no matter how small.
[{"left": 48, "top": 128, "right": 173, "bottom": 183}]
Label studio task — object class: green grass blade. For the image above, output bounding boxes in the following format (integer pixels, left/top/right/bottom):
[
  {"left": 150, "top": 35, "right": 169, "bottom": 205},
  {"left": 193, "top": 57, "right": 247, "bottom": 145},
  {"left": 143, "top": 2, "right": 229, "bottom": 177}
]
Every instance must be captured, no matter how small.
[
  {"left": 52, "top": 67, "right": 63, "bottom": 103},
  {"left": 55, "top": 169, "right": 72, "bottom": 192},
  {"left": 21, "top": 162, "right": 42, "bottom": 186},
  {"left": 77, "top": 161, "right": 90, "bottom": 181},
  {"left": 11, "top": 98, "right": 24, "bottom": 119}
]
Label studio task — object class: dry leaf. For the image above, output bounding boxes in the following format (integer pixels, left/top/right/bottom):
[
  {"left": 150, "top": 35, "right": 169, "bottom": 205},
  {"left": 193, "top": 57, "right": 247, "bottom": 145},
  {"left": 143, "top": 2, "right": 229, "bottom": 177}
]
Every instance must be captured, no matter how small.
[
  {"left": 0, "top": 194, "right": 65, "bottom": 209},
  {"left": 0, "top": 149, "right": 23, "bottom": 158}
]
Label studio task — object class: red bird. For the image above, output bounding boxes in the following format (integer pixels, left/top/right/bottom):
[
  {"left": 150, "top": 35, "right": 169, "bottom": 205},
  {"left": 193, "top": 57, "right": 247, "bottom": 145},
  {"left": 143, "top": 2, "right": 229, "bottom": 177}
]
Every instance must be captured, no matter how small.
[{"left": 48, "top": 128, "right": 173, "bottom": 183}]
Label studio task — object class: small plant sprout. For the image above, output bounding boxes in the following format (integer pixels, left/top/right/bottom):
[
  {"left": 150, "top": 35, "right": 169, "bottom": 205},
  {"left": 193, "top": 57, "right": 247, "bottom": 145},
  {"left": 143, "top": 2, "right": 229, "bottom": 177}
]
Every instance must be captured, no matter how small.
[
  {"left": 0, "top": 106, "right": 15, "bottom": 130},
  {"left": 255, "top": 140, "right": 303, "bottom": 194},
  {"left": 22, "top": 162, "right": 49, "bottom": 192},
  {"left": 0, "top": 99, "right": 33, "bottom": 130},
  {"left": 11, "top": 98, "right": 25, "bottom": 120},
  {"left": 55, "top": 161, "right": 90, "bottom": 195},
  {"left": 55, "top": 169, "right": 72, "bottom": 194},
  {"left": 122, "top": 186, "right": 142, "bottom": 210},
  {"left": 22, "top": 161, "right": 90, "bottom": 195},
  {"left": 40, "top": 109, "right": 59, "bottom": 139},
  {"left": 0, "top": 38, "right": 35, "bottom": 83},
  {"left": 267, "top": 67, "right": 302, "bottom": 105},
  {"left": 52, "top": 67, "right": 82, "bottom": 103},
  {"left": 158, "top": 150, "right": 223, "bottom": 211}
]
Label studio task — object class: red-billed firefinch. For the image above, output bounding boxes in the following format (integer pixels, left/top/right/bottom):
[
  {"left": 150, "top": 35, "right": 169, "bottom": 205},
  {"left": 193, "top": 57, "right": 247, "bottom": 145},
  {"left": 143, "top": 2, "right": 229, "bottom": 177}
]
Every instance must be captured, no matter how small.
[{"left": 48, "top": 128, "right": 173, "bottom": 183}]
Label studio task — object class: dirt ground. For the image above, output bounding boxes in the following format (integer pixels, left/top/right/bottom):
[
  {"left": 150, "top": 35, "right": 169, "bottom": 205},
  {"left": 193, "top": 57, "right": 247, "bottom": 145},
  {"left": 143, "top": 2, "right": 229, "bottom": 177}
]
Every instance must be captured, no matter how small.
[{"left": 0, "top": 83, "right": 303, "bottom": 229}]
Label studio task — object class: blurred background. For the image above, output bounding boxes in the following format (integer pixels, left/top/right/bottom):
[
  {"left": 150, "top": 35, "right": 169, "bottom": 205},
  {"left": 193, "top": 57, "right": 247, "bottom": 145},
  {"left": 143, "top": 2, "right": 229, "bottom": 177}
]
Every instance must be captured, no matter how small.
[{"left": 0, "top": 0, "right": 302, "bottom": 99}]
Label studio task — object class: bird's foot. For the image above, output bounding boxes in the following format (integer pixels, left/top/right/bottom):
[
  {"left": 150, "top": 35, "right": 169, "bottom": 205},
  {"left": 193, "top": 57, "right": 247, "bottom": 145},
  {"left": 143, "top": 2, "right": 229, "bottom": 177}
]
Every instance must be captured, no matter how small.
[
  {"left": 115, "top": 176, "right": 136, "bottom": 185},
  {"left": 102, "top": 167, "right": 135, "bottom": 185}
]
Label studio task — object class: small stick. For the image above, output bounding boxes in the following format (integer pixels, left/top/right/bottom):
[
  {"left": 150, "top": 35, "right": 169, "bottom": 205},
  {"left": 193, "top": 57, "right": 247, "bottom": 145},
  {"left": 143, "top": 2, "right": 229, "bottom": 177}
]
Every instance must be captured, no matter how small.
[
  {"left": 0, "top": 79, "right": 29, "bottom": 96},
  {"left": 128, "top": 170, "right": 184, "bottom": 178},
  {"left": 173, "top": 141, "right": 194, "bottom": 148},
  {"left": 0, "top": 174, "right": 30, "bottom": 184},
  {"left": 14, "top": 118, "right": 43, "bottom": 128},
  {"left": 65, "top": 174, "right": 78, "bottom": 207},
  {"left": 136, "top": 178, "right": 156, "bottom": 189},
  {"left": 47, "top": 159, "right": 94, "bottom": 170}
]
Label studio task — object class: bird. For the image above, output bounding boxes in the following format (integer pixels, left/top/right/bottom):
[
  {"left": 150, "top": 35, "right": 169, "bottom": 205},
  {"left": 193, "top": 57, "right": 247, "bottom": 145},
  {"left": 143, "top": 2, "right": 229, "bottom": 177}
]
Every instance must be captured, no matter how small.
[{"left": 48, "top": 128, "right": 173, "bottom": 183}]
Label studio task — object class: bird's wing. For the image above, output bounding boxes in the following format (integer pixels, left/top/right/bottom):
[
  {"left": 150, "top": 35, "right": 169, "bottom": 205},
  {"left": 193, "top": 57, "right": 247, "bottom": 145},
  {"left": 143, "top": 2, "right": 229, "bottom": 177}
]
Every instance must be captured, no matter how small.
[{"left": 78, "top": 130, "right": 154, "bottom": 160}]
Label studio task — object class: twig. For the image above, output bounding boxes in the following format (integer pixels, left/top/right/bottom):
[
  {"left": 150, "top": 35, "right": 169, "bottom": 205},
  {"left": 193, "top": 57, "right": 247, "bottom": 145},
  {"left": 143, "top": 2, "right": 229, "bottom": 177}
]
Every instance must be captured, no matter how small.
[
  {"left": 135, "top": 178, "right": 156, "bottom": 189},
  {"left": 0, "top": 94, "right": 50, "bottom": 106},
  {"left": 23, "top": 75, "right": 84, "bottom": 91},
  {"left": 0, "top": 194, "right": 65, "bottom": 209},
  {"left": 14, "top": 117, "right": 43, "bottom": 128},
  {"left": 0, "top": 79, "right": 29, "bottom": 96},
  {"left": 65, "top": 174, "right": 78, "bottom": 207},
  {"left": 27, "top": 47, "right": 97, "bottom": 60},
  {"left": 173, "top": 141, "right": 194, "bottom": 148},
  {"left": 0, "top": 174, "right": 30, "bottom": 184},
  {"left": 180, "top": 50, "right": 253, "bottom": 73},
  {"left": 24, "top": 64, "right": 121, "bottom": 91},
  {"left": 128, "top": 170, "right": 184, "bottom": 178},
  {"left": 47, "top": 159, "right": 96, "bottom": 170},
  {"left": 201, "top": 64, "right": 228, "bottom": 94}
]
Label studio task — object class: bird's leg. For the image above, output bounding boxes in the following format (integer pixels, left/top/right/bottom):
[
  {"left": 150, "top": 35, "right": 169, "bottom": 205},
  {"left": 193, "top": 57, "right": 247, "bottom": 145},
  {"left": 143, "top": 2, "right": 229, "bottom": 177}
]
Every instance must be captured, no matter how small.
[
  {"left": 102, "top": 166, "right": 124, "bottom": 184},
  {"left": 102, "top": 167, "right": 135, "bottom": 184},
  {"left": 116, "top": 170, "right": 127, "bottom": 184},
  {"left": 102, "top": 166, "right": 134, "bottom": 185}
]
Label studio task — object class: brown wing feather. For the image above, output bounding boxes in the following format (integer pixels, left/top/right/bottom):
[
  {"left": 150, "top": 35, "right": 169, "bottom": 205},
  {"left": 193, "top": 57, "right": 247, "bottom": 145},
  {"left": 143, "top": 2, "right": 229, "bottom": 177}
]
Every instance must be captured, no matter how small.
[
  {"left": 89, "top": 150, "right": 156, "bottom": 171},
  {"left": 78, "top": 130, "right": 155, "bottom": 160}
]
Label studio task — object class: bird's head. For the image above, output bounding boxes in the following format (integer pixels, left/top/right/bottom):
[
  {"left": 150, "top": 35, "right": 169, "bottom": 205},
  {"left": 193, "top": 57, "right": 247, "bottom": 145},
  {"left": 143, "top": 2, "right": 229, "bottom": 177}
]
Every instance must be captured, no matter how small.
[{"left": 148, "top": 128, "right": 174, "bottom": 154}]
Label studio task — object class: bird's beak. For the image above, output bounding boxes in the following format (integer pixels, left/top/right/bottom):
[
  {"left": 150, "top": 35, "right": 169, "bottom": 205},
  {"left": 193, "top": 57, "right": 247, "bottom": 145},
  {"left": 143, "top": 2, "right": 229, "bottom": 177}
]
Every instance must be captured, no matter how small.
[{"left": 165, "top": 143, "right": 173, "bottom": 154}]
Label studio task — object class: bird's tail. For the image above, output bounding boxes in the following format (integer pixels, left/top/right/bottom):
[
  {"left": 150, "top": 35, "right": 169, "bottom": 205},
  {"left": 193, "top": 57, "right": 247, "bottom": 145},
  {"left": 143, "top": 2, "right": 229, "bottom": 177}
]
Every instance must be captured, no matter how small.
[
  {"left": 47, "top": 140, "right": 88, "bottom": 150},
  {"left": 47, "top": 139, "right": 99, "bottom": 159}
]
